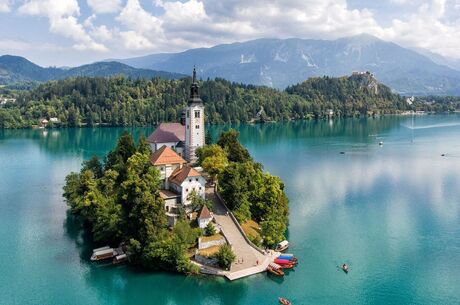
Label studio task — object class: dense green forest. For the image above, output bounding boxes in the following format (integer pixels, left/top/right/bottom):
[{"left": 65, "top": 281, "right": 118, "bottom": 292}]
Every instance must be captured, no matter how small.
[{"left": 0, "top": 74, "right": 458, "bottom": 129}]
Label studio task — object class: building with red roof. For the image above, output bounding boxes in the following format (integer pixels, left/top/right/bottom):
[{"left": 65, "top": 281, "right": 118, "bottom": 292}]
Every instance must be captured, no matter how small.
[{"left": 147, "top": 122, "right": 186, "bottom": 157}]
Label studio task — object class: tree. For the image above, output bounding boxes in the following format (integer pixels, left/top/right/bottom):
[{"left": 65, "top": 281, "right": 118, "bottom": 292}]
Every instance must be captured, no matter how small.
[
  {"left": 137, "top": 134, "right": 152, "bottom": 155},
  {"left": 215, "top": 244, "right": 236, "bottom": 270},
  {"left": 121, "top": 152, "right": 166, "bottom": 243},
  {"left": 82, "top": 155, "right": 103, "bottom": 178},
  {"left": 173, "top": 220, "right": 201, "bottom": 246},
  {"left": 205, "top": 222, "right": 216, "bottom": 236},
  {"left": 106, "top": 131, "right": 136, "bottom": 170},
  {"left": 217, "top": 129, "right": 252, "bottom": 163},
  {"left": 260, "top": 214, "right": 287, "bottom": 248},
  {"left": 187, "top": 190, "right": 213, "bottom": 212},
  {"left": 197, "top": 144, "right": 228, "bottom": 183}
]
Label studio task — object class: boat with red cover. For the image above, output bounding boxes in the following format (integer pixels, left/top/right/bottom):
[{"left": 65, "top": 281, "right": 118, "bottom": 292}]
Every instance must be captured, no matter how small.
[{"left": 274, "top": 258, "right": 294, "bottom": 265}]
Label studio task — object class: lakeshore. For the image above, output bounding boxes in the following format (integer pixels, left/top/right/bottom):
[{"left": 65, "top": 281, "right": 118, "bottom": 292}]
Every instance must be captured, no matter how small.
[{"left": 1, "top": 116, "right": 460, "bottom": 304}]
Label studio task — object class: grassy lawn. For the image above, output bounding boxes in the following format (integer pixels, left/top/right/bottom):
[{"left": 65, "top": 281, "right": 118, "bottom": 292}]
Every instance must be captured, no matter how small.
[
  {"left": 242, "top": 219, "right": 261, "bottom": 239},
  {"left": 198, "top": 245, "right": 221, "bottom": 257},
  {"left": 201, "top": 233, "right": 224, "bottom": 243}
]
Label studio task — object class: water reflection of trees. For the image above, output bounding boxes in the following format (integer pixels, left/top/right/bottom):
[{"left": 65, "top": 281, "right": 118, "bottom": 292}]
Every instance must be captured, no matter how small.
[
  {"left": 0, "top": 127, "right": 155, "bottom": 159},
  {"left": 208, "top": 116, "right": 408, "bottom": 147}
]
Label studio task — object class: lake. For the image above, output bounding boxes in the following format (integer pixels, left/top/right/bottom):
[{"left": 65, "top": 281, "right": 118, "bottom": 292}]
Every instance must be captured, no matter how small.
[{"left": 1, "top": 115, "right": 459, "bottom": 305}]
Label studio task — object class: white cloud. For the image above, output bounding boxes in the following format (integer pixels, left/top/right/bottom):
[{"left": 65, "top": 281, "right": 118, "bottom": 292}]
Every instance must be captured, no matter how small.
[
  {"left": 87, "top": 0, "right": 122, "bottom": 14},
  {"left": 18, "top": 0, "right": 107, "bottom": 52},
  {"left": 7, "top": 0, "right": 460, "bottom": 60},
  {"left": 0, "top": 0, "right": 11, "bottom": 12},
  {"left": 119, "top": 30, "right": 154, "bottom": 50},
  {"left": 378, "top": 0, "right": 460, "bottom": 58}
]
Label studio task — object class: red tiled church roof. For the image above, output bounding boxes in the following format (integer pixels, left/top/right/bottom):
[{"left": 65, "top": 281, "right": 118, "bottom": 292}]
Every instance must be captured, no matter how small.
[
  {"left": 169, "top": 165, "right": 201, "bottom": 185},
  {"left": 150, "top": 145, "right": 186, "bottom": 166},
  {"left": 147, "top": 123, "right": 185, "bottom": 144}
]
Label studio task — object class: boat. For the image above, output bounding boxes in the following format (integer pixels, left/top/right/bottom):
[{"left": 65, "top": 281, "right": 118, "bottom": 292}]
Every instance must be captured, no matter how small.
[
  {"left": 267, "top": 263, "right": 284, "bottom": 276},
  {"left": 91, "top": 248, "right": 115, "bottom": 261},
  {"left": 341, "top": 264, "right": 349, "bottom": 273},
  {"left": 278, "top": 255, "right": 297, "bottom": 262},
  {"left": 92, "top": 246, "right": 110, "bottom": 253},
  {"left": 275, "top": 240, "right": 289, "bottom": 252},
  {"left": 279, "top": 297, "right": 291, "bottom": 305},
  {"left": 279, "top": 263, "right": 296, "bottom": 269},
  {"left": 113, "top": 254, "right": 128, "bottom": 265},
  {"left": 274, "top": 258, "right": 294, "bottom": 265},
  {"left": 379, "top": 141, "right": 384, "bottom": 146}
]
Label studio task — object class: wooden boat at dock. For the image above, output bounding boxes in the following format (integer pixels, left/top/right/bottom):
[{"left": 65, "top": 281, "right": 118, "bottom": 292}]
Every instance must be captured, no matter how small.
[
  {"left": 92, "top": 246, "right": 110, "bottom": 253},
  {"left": 91, "top": 248, "right": 115, "bottom": 261},
  {"left": 275, "top": 240, "right": 289, "bottom": 252},
  {"left": 113, "top": 254, "right": 128, "bottom": 265},
  {"left": 279, "top": 263, "right": 296, "bottom": 269},
  {"left": 277, "top": 255, "right": 297, "bottom": 262},
  {"left": 267, "top": 263, "right": 284, "bottom": 276},
  {"left": 274, "top": 258, "right": 296, "bottom": 266}
]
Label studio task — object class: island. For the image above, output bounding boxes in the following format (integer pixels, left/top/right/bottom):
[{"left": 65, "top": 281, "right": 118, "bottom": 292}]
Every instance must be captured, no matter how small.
[{"left": 63, "top": 69, "right": 290, "bottom": 280}]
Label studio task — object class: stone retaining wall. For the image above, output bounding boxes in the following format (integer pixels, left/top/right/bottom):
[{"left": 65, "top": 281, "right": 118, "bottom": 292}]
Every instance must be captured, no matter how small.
[{"left": 198, "top": 237, "right": 226, "bottom": 250}]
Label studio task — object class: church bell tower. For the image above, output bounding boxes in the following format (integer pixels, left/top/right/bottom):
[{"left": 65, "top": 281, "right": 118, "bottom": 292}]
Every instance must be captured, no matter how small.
[{"left": 185, "top": 67, "right": 205, "bottom": 163}]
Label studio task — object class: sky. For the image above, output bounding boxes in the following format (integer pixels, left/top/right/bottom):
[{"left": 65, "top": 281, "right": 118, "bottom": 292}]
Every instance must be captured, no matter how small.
[{"left": 0, "top": 0, "right": 460, "bottom": 67}]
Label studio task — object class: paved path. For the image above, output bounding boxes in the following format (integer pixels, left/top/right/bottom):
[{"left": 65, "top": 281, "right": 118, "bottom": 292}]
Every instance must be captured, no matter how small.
[{"left": 205, "top": 187, "right": 280, "bottom": 280}]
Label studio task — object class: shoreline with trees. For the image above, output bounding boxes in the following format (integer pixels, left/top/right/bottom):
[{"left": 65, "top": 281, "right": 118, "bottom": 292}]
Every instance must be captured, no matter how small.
[{"left": 2, "top": 75, "right": 458, "bottom": 129}]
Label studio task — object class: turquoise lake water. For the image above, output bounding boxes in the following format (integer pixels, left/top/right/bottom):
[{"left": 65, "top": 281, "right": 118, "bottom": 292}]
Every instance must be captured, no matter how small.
[{"left": 1, "top": 115, "right": 459, "bottom": 305}]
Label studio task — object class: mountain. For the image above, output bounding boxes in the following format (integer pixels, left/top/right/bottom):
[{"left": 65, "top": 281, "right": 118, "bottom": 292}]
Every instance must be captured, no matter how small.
[
  {"left": 116, "top": 34, "right": 460, "bottom": 95},
  {"left": 412, "top": 48, "right": 460, "bottom": 72},
  {"left": 0, "top": 55, "right": 184, "bottom": 85}
]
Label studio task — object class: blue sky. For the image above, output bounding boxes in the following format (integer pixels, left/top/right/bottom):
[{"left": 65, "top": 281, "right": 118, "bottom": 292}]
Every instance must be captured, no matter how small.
[{"left": 0, "top": 0, "right": 459, "bottom": 67}]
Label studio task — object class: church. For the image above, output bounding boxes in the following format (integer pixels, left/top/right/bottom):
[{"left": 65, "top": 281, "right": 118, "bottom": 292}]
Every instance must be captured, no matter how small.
[{"left": 147, "top": 68, "right": 207, "bottom": 225}]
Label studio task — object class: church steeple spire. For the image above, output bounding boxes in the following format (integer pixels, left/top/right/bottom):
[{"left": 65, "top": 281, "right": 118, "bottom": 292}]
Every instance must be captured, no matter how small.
[
  {"left": 189, "top": 66, "right": 202, "bottom": 105},
  {"left": 192, "top": 66, "right": 197, "bottom": 83},
  {"left": 184, "top": 66, "right": 205, "bottom": 164}
]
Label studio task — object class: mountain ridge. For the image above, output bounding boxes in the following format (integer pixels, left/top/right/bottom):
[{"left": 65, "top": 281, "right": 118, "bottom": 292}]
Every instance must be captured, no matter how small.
[
  {"left": 114, "top": 34, "right": 460, "bottom": 95},
  {"left": 0, "top": 55, "right": 185, "bottom": 85}
]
